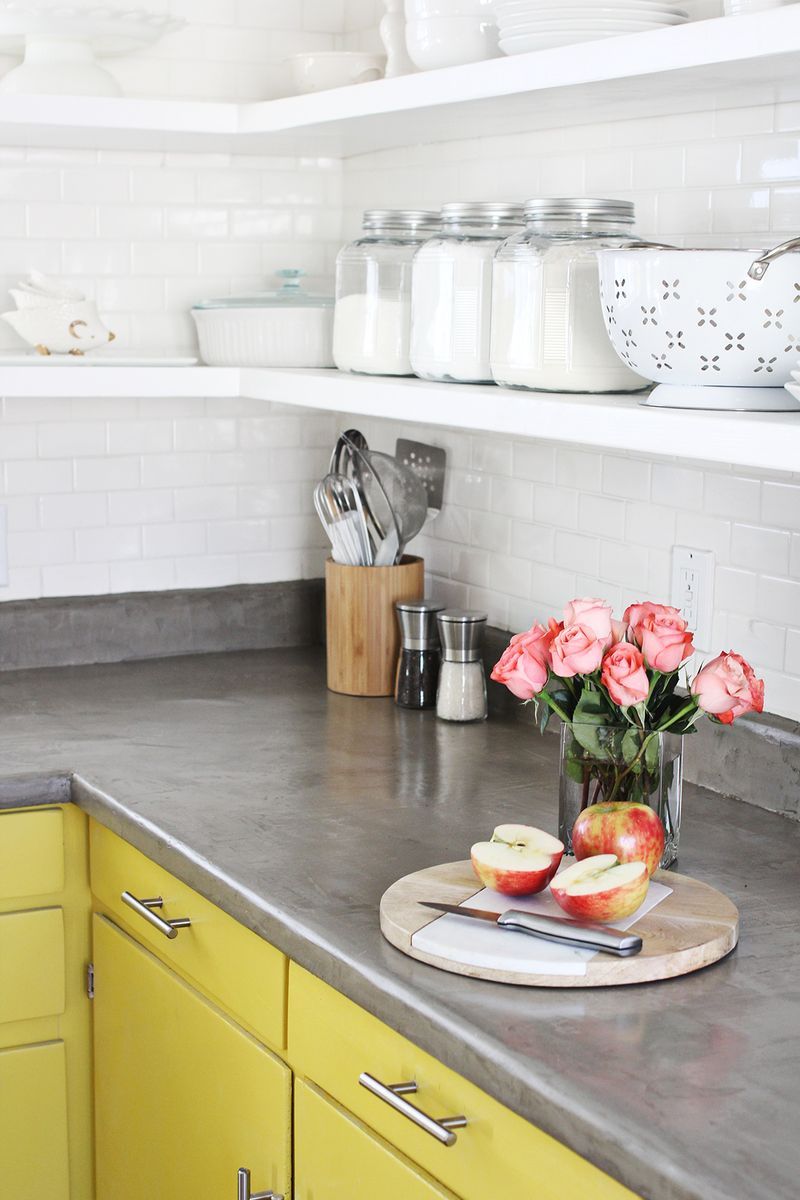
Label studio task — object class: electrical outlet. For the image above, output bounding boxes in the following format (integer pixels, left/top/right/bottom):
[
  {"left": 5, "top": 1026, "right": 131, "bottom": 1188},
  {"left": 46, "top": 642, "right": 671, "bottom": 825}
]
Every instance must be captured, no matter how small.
[{"left": 671, "top": 546, "right": 714, "bottom": 651}]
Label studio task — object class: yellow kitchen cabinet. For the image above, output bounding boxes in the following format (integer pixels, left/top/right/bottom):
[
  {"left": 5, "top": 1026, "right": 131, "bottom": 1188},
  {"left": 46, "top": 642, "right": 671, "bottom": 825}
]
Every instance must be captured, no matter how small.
[
  {"left": 290, "top": 963, "right": 640, "bottom": 1200},
  {"left": 296, "top": 1078, "right": 459, "bottom": 1200},
  {"left": 0, "top": 1040, "right": 70, "bottom": 1200},
  {"left": 0, "top": 803, "right": 92, "bottom": 1200},
  {"left": 93, "top": 913, "right": 291, "bottom": 1200}
]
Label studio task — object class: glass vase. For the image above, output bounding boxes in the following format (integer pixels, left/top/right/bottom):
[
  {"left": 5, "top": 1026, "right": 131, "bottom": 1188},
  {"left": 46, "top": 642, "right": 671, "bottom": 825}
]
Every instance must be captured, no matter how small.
[{"left": 558, "top": 723, "right": 683, "bottom": 868}]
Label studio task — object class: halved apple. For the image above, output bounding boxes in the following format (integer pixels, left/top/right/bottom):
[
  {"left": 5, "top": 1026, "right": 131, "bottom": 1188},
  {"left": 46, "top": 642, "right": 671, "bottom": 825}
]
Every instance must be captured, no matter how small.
[
  {"left": 550, "top": 854, "right": 649, "bottom": 922},
  {"left": 471, "top": 824, "right": 564, "bottom": 896}
]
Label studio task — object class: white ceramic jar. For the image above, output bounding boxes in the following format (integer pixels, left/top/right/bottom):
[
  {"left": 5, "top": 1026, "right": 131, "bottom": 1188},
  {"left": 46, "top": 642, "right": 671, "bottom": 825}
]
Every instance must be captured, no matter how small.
[
  {"left": 490, "top": 198, "right": 648, "bottom": 393},
  {"left": 333, "top": 209, "right": 440, "bottom": 376},
  {"left": 410, "top": 201, "right": 524, "bottom": 383}
]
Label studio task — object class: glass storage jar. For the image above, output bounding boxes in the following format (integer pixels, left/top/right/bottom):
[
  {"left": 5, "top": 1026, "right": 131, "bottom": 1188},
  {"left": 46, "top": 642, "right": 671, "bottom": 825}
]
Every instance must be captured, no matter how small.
[
  {"left": 410, "top": 201, "right": 524, "bottom": 384},
  {"left": 333, "top": 209, "right": 440, "bottom": 377},
  {"left": 490, "top": 198, "right": 648, "bottom": 393},
  {"left": 436, "top": 609, "right": 488, "bottom": 723}
]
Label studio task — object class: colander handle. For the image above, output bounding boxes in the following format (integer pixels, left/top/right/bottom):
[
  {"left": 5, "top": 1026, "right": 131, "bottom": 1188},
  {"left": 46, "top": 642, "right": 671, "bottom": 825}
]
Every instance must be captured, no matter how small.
[{"left": 748, "top": 236, "right": 800, "bottom": 280}]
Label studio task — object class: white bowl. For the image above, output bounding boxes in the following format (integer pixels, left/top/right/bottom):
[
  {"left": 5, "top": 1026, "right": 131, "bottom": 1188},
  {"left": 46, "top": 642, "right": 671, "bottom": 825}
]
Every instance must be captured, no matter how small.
[
  {"left": 406, "top": 0, "right": 495, "bottom": 15},
  {"left": 287, "top": 51, "right": 385, "bottom": 94},
  {"left": 598, "top": 247, "right": 800, "bottom": 388},
  {"left": 405, "top": 15, "right": 500, "bottom": 68}
]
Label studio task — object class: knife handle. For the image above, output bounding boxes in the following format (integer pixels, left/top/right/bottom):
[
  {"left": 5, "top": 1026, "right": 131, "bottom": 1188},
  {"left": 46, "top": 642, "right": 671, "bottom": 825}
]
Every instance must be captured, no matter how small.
[{"left": 497, "top": 910, "right": 642, "bottom": 957}]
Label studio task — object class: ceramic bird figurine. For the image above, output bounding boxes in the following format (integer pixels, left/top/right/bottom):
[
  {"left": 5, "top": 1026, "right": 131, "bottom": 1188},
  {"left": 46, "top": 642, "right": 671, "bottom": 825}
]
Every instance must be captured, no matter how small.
[{"left": 1, "top": 272, "right": 116, "bottom": 355}]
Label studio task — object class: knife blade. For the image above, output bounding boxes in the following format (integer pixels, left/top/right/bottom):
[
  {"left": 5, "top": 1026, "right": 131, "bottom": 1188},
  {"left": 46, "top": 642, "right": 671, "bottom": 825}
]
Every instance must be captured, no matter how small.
[{"left": 419, "top": 901, "right": 642, "bottom": 957}]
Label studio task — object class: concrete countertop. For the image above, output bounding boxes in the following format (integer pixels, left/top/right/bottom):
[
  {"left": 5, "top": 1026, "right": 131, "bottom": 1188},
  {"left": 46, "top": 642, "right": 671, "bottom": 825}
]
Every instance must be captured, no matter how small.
[{"left": 0, "top": 646, "right": 796, "bottom": 1200}]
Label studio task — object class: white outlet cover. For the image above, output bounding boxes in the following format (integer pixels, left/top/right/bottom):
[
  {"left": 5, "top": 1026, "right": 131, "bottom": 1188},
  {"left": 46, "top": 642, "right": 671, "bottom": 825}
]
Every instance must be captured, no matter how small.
[{"left": 671, "top": 545, "right": 714, "bottom": 651}]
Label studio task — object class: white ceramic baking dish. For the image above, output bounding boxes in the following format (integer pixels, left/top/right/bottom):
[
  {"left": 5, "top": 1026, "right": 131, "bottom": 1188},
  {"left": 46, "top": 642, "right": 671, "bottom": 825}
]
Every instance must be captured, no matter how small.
[{"left": 192, "top": 270, "right": 334, "bottom": 368}]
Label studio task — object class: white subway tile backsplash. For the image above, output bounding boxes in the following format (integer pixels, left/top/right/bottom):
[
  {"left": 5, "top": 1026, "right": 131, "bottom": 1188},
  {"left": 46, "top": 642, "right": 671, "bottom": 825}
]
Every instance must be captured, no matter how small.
[
  {"left": 42, "top": 563, "right": 110, "bottom": 597},
  {"left": 731, "top": 523, "right": 790, "bottom": 575}
]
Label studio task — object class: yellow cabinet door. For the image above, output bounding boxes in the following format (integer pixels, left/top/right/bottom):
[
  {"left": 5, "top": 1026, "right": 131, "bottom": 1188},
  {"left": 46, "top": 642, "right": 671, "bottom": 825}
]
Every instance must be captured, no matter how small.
[
  {"left": 295, "top": 1079, "right": 457, "bottom": 1200},
  {"left": 93, "top": 915, "right": 291, "bottom": 1200},
  {"left": 0, "top": 1040, "right": 70, "bottom": 1200}
]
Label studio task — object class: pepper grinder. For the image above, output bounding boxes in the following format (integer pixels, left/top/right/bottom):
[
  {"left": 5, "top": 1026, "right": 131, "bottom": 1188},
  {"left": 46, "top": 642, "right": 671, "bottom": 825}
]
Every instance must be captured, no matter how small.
[
  {"left": 436, "top": 610, "right": 488, "bottom": 723},
  {"left": 394, "top": 599, "right": 444, "bottom": 709}
]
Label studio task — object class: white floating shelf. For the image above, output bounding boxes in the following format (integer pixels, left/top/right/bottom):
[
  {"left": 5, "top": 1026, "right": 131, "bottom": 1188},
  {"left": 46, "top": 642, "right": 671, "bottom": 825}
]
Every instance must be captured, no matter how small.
[
  {"left": 1, "top": 9, "right": 799, "bottom": 155},
  {"left": 240, "top": 368, "right": 798, "bottom": 474},
  {"left": 0, "top": 363, "right": 238, "bottom": 397},
  {"left": 2, "top": 361, "right": 791, "bottom": 473}
]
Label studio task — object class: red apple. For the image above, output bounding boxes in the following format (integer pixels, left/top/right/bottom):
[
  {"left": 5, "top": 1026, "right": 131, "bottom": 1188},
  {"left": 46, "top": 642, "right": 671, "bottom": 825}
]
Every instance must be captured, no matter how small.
[
  {"left": 550, "top": 854, "right": 649, "bottom": 922},
  {"left": 572, "top": 801, "right": 665, "bottom": 878},
  {"left": 471, "top": 824, "right": 564, "bottom": 896}
]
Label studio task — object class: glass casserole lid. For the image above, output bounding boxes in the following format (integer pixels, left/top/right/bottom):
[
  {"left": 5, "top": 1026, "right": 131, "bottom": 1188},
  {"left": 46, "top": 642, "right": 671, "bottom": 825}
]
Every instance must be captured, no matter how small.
[{"left": 193, "top": 269, "right": 333, "bottom": 310}]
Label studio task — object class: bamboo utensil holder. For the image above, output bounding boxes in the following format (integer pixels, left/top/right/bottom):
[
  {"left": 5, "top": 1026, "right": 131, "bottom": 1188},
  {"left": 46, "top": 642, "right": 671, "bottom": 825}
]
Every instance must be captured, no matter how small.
[{"left": 325, "top": 556, "right": 425, "bottom": 696}]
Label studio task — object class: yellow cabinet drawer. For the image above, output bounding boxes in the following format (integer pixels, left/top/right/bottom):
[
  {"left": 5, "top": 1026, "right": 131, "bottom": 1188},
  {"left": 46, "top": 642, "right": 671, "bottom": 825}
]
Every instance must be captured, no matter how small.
[
  {"left": 90, "top": 820, "right": 286, "bottom": 1050},
  {"left": 296, "top": 1079, "right": 457, "bottom": 1200},
  {"left": 0, "top": 908, "right": 65, "bottom": 1025},
  {"left": 0, "top": 1040, "right": 70, "bottom": 1200},
  {"left": 289, "top": 964, "right": 639, "bottom": 1200},
  {"left": 0, "top": 808, "right": 64, "bottom": 901}
]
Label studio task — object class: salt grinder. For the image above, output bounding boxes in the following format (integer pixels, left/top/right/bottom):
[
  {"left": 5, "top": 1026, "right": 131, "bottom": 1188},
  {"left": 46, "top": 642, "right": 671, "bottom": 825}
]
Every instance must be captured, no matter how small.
[{"left": 436, "top": 609, "right": 488, "bottom": 723}]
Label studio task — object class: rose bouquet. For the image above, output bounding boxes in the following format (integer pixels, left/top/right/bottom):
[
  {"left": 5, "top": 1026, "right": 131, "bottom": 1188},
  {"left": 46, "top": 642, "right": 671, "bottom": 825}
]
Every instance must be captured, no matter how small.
[{"left": 491, "top": 597, "right": 764, "bottom": 864}]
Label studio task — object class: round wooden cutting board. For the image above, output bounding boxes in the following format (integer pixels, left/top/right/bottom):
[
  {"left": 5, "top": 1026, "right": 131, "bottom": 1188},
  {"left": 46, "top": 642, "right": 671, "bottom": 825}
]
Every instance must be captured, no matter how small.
[{"left": 380, "top": 860, "right": 739, "bottom": 987}]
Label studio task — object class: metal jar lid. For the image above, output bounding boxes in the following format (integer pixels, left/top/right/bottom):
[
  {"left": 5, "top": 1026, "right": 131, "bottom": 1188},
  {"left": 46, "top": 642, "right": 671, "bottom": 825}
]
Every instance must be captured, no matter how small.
[
  {"left": 523, "top": 197, "right": 635, "bottom": 225},
  {"left": 396, "top": 599, "right": 445, "bottom": 651},
  {"left": 437, "top": 609, "right": 487, "bottom": 663},
  {"left": 363, "top": 209, "right": 441, "bottom": 233},
  {"left": 440, "top": 201, "right": 525, "bottom": 228}
]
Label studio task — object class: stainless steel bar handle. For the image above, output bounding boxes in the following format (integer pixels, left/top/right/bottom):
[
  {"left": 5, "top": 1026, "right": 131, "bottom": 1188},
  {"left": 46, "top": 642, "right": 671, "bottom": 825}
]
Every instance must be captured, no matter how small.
[
  {"left": 748, "top": 235, "right": 800, "bottom": 279},
  {"left": 120, "top": 891, "right": 191, "bottom": 940},
  {"left": 358, "top": 1073, "right": 467, "bottom": 1146},
  {"left": 237, "top": 1166, "right": 282, "bottom": 1200}
]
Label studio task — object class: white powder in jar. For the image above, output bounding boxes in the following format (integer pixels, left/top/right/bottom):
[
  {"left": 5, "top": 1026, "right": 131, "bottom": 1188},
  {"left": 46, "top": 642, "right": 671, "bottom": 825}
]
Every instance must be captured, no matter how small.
[
  {"left": 410, "top": 238, "right": 499, "bottom": 383},
  {"left": 436, "top": 660, "right": 488, "bottom": 722},
  {"left": 490, "top": 250, "right": 647, "bottom": 393},
  {"left": 332, "top": 292, "right": 413, "bottom": 376}
]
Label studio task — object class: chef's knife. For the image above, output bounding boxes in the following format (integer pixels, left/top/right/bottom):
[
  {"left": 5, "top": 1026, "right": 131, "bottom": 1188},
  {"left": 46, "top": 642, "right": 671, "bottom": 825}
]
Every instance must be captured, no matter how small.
[{"left": 419, "top": 901, "right": 642, "bottom": 957}]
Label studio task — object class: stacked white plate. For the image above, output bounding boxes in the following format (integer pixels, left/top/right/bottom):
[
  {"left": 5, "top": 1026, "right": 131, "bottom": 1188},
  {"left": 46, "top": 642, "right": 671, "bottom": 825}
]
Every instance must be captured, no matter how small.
[{"left": 496, "top": 0, "right": 689, "bottom": 53}]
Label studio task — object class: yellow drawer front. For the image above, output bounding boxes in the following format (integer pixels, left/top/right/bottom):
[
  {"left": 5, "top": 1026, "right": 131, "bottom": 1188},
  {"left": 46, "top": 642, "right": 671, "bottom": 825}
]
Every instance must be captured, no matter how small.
[
  {"left": 0, "top": 1040, "right": 70, "bottom": 1200},
  {"left": 289, "top": 965, "right": 639, "bottom": 1200},
  {"left": 0, "top": 908, "right": 65, "bottom": 1025},
  {"left": 0, "top": 808, "right": 64, "bottom": 901},
  {"left": 296, "top": 1080, "right": 457, "bottom": 1200},
  {"left": 90, "top": 820, "right": 286, "bottom": 1050}
]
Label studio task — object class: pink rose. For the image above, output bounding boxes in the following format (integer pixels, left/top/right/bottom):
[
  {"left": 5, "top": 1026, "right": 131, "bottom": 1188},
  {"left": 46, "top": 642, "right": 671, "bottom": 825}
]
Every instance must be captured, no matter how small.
[
  {"left": 550, "top": 624, "right": 604, "bottom": 678},
  {"left": 610, "top": 618, "right": 628, "bottom": 645},
  {"left": 625, "top": 603, "right": 694, "bottom": 672},
  {"left": 691, "top": 652, "right": 765, "bottom": 725},
  {"left": 640, "top": 611, "right": 694, "bottom": 673},
  {"left": 490, "top": 622, "right": 556, "bottom": 699},
  {"left": 601, "top": 643, "right": 650, "bottom": 707},
  {"left": 563, "top": 597, "right": 613, "bottom": 646}
]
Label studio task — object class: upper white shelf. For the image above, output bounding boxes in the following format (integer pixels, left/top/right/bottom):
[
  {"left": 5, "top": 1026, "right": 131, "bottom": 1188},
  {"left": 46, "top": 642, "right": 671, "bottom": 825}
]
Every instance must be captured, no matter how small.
[
  {"left": 2, "top": 8, "right": 800, "bottom": 156},
  {"left": 1, "top": 361, "right": 796, "bottom": 473}
]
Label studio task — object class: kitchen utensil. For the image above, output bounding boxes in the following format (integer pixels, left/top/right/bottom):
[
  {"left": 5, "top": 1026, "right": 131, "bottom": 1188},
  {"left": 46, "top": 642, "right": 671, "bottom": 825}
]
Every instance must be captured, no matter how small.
[
  {"left": 367, "top": 450, "right": 429, "bottom": 556},
  {"left": 329, "top": 428, "right": 369, "bottom": 476},
  {"left": 419, "top": 901, "right": 643, "bottom": 956},
  {"left": 380, "top": 860, "right": 739, "bottom": 987},
  {"left": 0, "top": 2, "right": 184, "bottom": 96},
  {"left": 286, "top": 50, "right": 385, "bottom": 94},
  {"left": 328, "top": 473, "right": 373, "bottom": 566},
  {"left": 338, "top": 433, "right": 402, "bottom": 555},
  {"left": 598, "top": 240, "right": 800, "bottom": 406},
  {"left": 405, "top": 15, "right": 500, "bottom": 69},
  {"left": 325, "top": 555, "right": 425, "bottom": 696},
  {"left": 314, "top": 474, "right": 372, "bottom": 566},
  {"left": 192, "top": 270, "right": 334, "bottom": 368},
  {"left": 1, "top": 273, "right": 116, "bottom": 355},
  {"left": 395, "top": 438, "right": 447, "bottom": 515}
]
